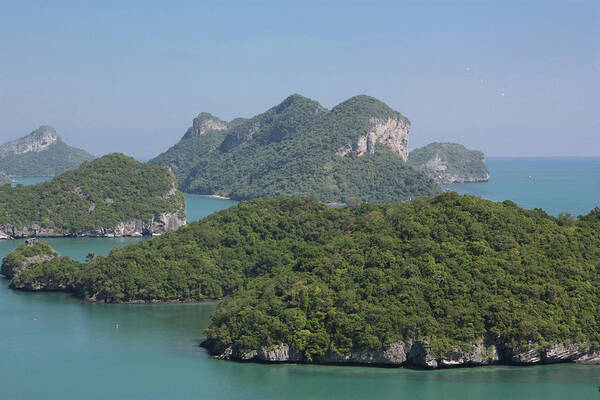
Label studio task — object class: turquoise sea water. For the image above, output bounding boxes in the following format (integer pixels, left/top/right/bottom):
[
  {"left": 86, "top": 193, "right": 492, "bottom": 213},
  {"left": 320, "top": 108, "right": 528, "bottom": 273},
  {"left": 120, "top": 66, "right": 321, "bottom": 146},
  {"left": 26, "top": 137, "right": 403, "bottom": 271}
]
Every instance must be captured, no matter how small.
[
  {"left": 10, "top": 176, "right": 51, "bottom": 186},
  {"left": 1, "top": 158, "right": 599, "bottom": 399},
  {"left": 449, "top": 157, "right": 599, "bottom": 216}
]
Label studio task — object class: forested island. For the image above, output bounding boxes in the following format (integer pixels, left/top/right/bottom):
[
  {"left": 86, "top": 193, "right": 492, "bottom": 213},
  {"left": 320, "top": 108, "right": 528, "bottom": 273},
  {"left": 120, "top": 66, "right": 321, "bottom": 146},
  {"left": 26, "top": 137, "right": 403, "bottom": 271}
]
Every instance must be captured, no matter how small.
[
  {"left": 0, "top": 126, "right": 94, "bottom": 176},
  {"left": 408, "top": 142, "right": 490, "bottom": 184},
  {"left": 0, "top": 153, "right": 186, "bottom": 239},
  {"left": 151, "top": 94, "right": 441, "bottom": 203},
  {"left": 3, "top": 193, "right": 599, "bottom": 368}
]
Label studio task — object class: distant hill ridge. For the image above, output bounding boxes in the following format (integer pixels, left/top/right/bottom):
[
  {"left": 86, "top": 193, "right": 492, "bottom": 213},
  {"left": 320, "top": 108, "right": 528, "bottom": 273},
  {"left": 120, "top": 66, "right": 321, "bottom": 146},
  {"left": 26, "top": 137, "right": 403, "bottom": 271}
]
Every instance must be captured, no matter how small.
[
  {"left": 0, "top": 126, "right": 94, "bottom": 176},
  {"left": 151, "top": 94, "right": 440, "bottom": 203},
  {"left": 409, "top": 142, "right": 490, "bottom": 184}
]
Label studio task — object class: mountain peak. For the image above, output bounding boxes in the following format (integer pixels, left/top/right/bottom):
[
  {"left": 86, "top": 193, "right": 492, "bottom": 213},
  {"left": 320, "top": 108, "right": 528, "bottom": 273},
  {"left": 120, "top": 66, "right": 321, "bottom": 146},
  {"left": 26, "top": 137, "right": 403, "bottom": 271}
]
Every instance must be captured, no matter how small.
[
  {"left": 219, "top": 94, "right": 326, "bottom": 152},
  {"left": 273, "top": 94, "right": 326, "bottom": 115},
  {"left": 332, "top": 95, "right": 409, "bottom": 124},
  {"left": 183, "top": 113, "right": 228, "bottom": 140},
  {"left": 0, "top": 126, "right": 94, "bottom": 176},
  {"left": 0, "top": 125, "right": 59, "bottom": 158}
]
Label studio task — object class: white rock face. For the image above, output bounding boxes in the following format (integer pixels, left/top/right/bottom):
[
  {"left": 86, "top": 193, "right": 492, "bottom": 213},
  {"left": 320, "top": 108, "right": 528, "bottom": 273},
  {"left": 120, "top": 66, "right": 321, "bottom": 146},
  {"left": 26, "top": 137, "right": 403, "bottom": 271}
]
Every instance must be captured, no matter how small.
[
  {"left": 0, "top": 212, "right": 186, "bottom": 240},
  {"left": 321, "top": 341, "right": 409, "bottom": 365},
  {"left": 205, "top": 337, "right": 600, "bottom": 368},
  {"left": 0, "top": 126, "right": 58, "bottom": 158},
  {"left": 336, "top": 117, "right": 410, "bottom": 161},
  {"left": 505, "top": 341, "right": 597, "bottom": 365},
  {"left": 257, "top": 345, "right": 304, "bottom": 362},
  {"left": 184, "top": 114, "right": 228, "bottom": 139}
]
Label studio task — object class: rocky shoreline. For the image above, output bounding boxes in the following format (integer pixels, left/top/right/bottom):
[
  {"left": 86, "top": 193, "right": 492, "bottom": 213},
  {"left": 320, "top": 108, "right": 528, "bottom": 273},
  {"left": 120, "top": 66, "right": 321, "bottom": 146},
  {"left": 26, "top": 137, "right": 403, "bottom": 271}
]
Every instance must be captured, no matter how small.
[
  {"left": 82, "top": 296, "right": 226, "bottom": 305},
  {"left": 201, "top": 336, "right": 600, "bottom": 369},
  {"left": 443, "top": 173, "right": 491, "bottom": 184},
  {"left": 0, "top": 212, "right": 186, "bottom": 240}
]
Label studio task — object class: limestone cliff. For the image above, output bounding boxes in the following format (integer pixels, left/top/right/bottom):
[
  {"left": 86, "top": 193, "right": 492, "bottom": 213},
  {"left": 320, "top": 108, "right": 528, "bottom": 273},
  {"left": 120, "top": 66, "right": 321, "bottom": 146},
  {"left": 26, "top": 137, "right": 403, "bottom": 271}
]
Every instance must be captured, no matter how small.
[
  {"left": 152, "top": 94, "right": 438, "bottom": 203},
  {"left": 336, "top": 117, "right": 410, "bottom": 160},
  {"left": 182, "top": 113, "right": 228, "bottom": 140},
  {"left": 0, "top": 212, "right": 185, "bottom": 240},
  {"left": 0, "top": 126, "right": 58, "bottom": 158},
  {"left": 0, "top": 126, "right": 94, "bottom": 176},
  {"left": 201, "top": 336, "right": 600, "bottom": 368}
]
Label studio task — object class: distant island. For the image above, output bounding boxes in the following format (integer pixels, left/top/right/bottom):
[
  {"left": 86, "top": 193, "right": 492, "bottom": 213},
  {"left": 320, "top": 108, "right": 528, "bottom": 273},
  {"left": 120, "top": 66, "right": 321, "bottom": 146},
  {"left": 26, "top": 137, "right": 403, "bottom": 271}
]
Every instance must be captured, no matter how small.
[
  {"left": 0, "top": 126, "right": 94, "bottom": 177},
  {"left": 408, "top": 142, "right": 490, "bottom": 184},
  {"left": 151, "top": 94, "right": 441, "bottom": 203},
  {"left": 0, "top": 153, "right": 186, "bottom": 239},
  {"left": 0, "top": 170, "right": 11, "bottom": 185},
  {"left": 3, "top": 194, "right": 599, "bottom": 369}
]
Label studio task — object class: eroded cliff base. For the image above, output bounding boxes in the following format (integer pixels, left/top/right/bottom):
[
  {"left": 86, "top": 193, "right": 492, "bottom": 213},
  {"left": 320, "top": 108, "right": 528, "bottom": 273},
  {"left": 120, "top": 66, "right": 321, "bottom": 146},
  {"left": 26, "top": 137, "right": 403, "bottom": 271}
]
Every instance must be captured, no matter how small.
[{"left": 201, "top": 337, "right": 600, "bottom": 369}]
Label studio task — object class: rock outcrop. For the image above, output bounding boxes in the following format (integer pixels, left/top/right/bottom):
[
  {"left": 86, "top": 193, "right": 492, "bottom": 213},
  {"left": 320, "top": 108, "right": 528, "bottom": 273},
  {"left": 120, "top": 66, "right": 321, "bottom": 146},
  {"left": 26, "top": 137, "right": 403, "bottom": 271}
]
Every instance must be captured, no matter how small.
[
  {"left": 151, "top": 94, "right": 439, "bottom": 203},
  {"left": 201, "top": 336, "right": 600, "bottom": 368},
  {"left": 182, "top": 113, "right": 228, "bottom": 140},
  {"left": 0, "top": 212, "right": 185, "bottom": 239},
  {"left": 0, "top": 125, "right": 94, "bottom": 176},
  {"left": 0, "top": 126, "right": 58, "bottom": 158},
  {"left": 336, "top": 117, "right": 410, "bottom": 161}
]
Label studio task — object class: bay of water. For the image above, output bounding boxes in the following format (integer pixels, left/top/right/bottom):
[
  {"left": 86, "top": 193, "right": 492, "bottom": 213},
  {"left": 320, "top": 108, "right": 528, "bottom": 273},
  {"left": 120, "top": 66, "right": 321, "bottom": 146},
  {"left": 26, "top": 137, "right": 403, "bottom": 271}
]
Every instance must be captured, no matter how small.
[{"left": 1, "top": 158, "right": 599, "bottom": 399}]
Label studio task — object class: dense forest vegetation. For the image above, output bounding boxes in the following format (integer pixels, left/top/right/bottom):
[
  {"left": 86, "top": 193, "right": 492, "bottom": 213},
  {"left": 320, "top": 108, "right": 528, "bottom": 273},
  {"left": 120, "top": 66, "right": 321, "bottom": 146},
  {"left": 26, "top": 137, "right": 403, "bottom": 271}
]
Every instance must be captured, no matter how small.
[
  {"left": 408, "top": 142, "right": 490, "bottom": 184},
  {"left": 1, "top": 240, "right": 84, "bottom": 290},
  {"left": 0, "top": 127, "right": 94, "bottom": 176},
  {"left": 150, "top": 113, "right": 230, "bottom": 185},
  {"left": 0, "top": 153, "right": 185, "bottom": 235},
  {"left": 151, "top": 94, "right": 441, "bottom": 203},
  {"left": 3, "top": 194, "right": 599, "bottom": 360}
]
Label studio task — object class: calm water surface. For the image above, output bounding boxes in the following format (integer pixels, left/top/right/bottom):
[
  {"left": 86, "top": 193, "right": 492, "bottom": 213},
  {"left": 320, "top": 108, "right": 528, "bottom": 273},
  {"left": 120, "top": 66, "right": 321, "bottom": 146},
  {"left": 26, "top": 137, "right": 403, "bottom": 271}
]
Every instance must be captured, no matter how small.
[
  {"left": 449, "top": 157, "right": 599, "bottom": 216},
  {"left": 1, "top": 158, "right": 599, "bottom": 399}
]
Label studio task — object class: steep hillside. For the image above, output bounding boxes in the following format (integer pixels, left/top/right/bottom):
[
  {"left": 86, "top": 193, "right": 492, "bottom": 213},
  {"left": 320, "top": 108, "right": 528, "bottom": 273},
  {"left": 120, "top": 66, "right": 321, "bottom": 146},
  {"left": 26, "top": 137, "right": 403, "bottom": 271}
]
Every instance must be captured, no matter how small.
[
  {"left": 0, "top": 153, "right": 186, "bottom": 238},
  {"left": 151, "top": 95, "right": 440, "bottom": 203},
  {"left": 150, "top": 113, "right": 229, "bottom": 185},
  {"left": 0, "top": 126, "right": 95, "bottom": 176}
]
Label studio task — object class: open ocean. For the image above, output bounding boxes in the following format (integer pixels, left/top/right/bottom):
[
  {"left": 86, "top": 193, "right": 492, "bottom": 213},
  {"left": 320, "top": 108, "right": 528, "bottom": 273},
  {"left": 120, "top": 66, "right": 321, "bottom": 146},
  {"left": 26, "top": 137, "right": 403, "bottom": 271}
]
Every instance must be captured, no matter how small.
[{"left": 448, "top": 157, "right": 599, "bottom": 217}]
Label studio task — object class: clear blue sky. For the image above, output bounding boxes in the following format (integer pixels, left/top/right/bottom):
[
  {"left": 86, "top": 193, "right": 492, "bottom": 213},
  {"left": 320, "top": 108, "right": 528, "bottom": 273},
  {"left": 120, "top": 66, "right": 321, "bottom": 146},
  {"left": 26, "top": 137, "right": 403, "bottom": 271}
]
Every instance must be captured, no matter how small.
[{"left": 1, "top": 0, "right": 598, "bottom": 157}]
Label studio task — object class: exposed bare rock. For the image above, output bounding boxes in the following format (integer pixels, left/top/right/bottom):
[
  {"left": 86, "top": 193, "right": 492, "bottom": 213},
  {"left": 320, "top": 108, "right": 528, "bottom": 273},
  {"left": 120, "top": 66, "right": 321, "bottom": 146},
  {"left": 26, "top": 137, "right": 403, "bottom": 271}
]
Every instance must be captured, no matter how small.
[
  {"left": 0, "top": 126, "right": 58, "bottom": 158},
  {"left": 336, "top": 117, "right": 410, "bottom": 161},
  {"left": 202, "top": 336, "right": 600, "bottom": 369},
  {"left": 321, "top": 342, "right": 409, "bottom": 365},
  {"left": 574, "top": 350, "right": 600, "bottom": 364},
  {"left": 0, "top": 212, "right": 185, "bottom": 240},
  {"left": 182, "top": 113, "right": 228, "bottom": 139},
  {"left": 502, "top": 341, "right": 596, "bottom": 365},
  {"left": 257, "top": 344, "right": 305, "bottom": 362},
  {"left": 0, "top": 125, "right": 94, "bottom": 176}
]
